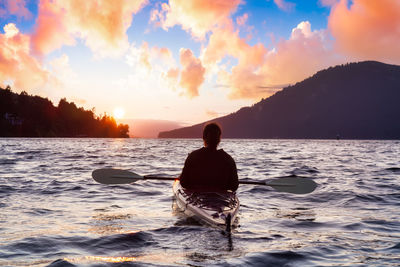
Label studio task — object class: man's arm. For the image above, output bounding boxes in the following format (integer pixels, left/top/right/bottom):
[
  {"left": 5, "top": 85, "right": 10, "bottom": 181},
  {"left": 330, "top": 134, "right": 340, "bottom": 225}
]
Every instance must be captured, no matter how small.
[
  {"left": 179, "top": 154, "right": 191, "bottom": 189},
  {"left": 228, "top": 156, "right": 239, "bottom": 191}
]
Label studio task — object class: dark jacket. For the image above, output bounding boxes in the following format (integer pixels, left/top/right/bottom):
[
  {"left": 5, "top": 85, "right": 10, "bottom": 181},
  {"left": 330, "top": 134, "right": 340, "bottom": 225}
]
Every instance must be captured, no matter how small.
[{"left": 180, "top": 147, "right": 238, "bottom": 192}]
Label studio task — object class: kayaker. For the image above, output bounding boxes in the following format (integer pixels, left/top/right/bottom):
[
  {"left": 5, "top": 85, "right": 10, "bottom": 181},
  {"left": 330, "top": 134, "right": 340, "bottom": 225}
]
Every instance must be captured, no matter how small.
[{"left": 179, "top": 122, "right": 239, "bottom": 192}]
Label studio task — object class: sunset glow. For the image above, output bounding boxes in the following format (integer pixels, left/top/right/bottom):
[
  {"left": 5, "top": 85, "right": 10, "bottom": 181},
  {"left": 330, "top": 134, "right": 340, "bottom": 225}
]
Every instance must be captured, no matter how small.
[
  {"left": 113, "top": 107, "right": 125, "bottom": 120},
  {"left": 1, "top": 0, "right": 399, "bottom": 125}
]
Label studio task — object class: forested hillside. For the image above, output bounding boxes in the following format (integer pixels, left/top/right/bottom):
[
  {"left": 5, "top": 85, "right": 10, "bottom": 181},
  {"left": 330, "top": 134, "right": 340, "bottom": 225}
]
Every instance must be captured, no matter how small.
[
  {"left": 159, "top": 61, "right": 400, "bottom": 139},
  {"left": 0, "top": 86, "right": 129, "bottom": 138}
]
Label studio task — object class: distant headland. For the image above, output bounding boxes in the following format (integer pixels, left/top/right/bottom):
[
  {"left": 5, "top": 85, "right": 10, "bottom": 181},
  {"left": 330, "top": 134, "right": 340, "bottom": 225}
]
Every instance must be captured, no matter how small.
[
  {"left": 159, "top": 61, "right": 400, "bottom": 140},
  {"left": 0, "top": 87, "right": 129, "bottom": 138}
]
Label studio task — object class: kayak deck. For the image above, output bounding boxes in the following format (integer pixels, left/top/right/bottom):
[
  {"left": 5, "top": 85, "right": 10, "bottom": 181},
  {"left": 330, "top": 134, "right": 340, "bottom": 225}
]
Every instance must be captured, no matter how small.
[{"left": 172, "top": 180, "right": 239, "bottom": 230}]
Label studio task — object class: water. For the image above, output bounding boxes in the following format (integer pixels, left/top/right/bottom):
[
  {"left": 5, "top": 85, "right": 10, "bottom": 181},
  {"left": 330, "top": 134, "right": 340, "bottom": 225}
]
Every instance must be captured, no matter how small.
[{"left": 0, "top": 138, "right": 399, "bottom": 266}]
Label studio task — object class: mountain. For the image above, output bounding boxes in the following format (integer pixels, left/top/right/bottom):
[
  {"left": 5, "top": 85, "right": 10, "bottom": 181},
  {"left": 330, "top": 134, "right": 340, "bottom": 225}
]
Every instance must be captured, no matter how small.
[
  {"left": 120, "top": 119, "right": 183, "bottom": 138},
  {"left": 159, "top": 61, "right": 400, "bottom": 139}
]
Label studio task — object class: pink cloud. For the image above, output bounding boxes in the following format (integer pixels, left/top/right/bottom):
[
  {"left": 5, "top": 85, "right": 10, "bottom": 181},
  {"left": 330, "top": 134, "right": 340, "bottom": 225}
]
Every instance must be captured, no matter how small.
[
  {"left": 204, "top": 21, "right": 343, "bottom": 100},
  {"left": 319, "top": 0, "right": 339, "bottom": 6},
  {"left": 7, "top": 0, "right": 32, "bottom": 19},
  {"left": 179, "top": 48, "right": 205, "bottom": 98},
  {"left": 328, "top": 0, "right": 400, "bottom": 64},
  {"left": 31, "top": 0, "right": 148, "bottom": 57},
  {"left": 274, "top": 0, "right": 296, "bottom": 12},
  {"left": 150, "top": 0, "right": 242, "bottom": 39},
  {"left": 262, "top": 21, "right": 343, "bottom": 86},
  {"left": 31, "top": 0, "right": 75, "bottom": 56},
  {"left": 236, "top": 13, "right": 248, "bottom": 26},
  {"left": 0, "top": 23, "right": 49, "bottom": 90},
  {"left": 0, "top": 0, "right": 32, "bottom": 19}
]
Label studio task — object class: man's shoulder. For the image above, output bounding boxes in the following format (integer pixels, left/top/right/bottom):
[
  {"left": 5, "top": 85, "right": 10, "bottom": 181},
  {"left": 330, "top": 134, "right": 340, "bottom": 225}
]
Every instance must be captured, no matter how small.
[
  {"left": 218, "top": 148, "right": 230, "bottom": 156},
  {"left": 187, "top": 147, "right": 206, "bottom": 158},
  {"left": 218, "top": 149, "right": 235, "bottom": 161},
  {"left": 190, "top": 147, "right": 205, "bottom": 154}
]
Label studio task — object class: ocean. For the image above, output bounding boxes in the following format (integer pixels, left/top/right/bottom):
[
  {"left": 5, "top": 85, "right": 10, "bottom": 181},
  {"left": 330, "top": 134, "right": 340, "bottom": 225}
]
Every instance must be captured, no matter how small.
[{"left": 0, "top": 138, "right": 399, "bottom": 266}]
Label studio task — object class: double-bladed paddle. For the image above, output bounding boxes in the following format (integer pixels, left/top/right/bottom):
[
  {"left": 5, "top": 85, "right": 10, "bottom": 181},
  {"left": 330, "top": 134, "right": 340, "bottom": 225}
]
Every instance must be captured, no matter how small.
[{"left": 92, "top": 168, "right": 317, "bottom": 194}]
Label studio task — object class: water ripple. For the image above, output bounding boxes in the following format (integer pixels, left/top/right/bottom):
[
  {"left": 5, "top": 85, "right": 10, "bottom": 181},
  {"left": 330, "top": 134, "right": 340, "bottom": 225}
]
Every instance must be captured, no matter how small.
[{"left": 0, "top": 138, "right": 399, "bottom": 266}]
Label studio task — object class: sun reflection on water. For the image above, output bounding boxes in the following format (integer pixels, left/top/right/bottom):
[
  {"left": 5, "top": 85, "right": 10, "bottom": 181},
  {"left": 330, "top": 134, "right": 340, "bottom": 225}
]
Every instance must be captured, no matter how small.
[
  {"left": 64, "top": 251, "right": 187, "bottom": 265},
  {"left": 65, "top": 256, "right": 137, "bottom": 263}
]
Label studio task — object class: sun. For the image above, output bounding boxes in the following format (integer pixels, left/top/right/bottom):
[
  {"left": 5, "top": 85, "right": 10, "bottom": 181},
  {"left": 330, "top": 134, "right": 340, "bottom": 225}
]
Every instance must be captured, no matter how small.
[{"left": 113, "top": 107, "right": 125, "bottom": 120}]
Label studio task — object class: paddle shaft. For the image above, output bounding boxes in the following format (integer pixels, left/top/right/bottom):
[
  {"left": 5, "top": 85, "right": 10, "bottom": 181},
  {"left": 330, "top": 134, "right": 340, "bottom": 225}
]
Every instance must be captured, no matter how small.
[
  {"left": 111, "top": 175, "right": 176, "bottom": 181},
  {"left": 113, "top": 175, "right": 293, "bottom": 187}
]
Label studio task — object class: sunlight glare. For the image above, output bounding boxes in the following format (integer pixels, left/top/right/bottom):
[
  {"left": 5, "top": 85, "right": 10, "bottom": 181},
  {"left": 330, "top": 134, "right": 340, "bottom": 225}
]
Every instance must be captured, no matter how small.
[{"left": 113, "top": 107, "right": 125, "bottom": 119}]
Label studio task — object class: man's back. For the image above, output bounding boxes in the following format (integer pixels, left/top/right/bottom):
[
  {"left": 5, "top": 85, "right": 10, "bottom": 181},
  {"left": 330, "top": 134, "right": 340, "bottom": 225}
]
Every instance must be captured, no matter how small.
[{"left": 180, "top": 147, "right": 238, "bottom": 192}]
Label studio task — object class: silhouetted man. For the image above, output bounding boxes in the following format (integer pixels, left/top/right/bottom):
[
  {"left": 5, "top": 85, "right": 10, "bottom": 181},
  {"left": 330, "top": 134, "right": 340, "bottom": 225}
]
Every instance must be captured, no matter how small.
[{"left": 180, "top": 123, "right": 239, "bottom": 192}]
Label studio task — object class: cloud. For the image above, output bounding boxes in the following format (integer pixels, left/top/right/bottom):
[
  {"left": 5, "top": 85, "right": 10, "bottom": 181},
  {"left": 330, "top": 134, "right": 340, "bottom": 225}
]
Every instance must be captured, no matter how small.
[
  {"left": 261, "top": 21, "right": 343, "bottom": 85},
  {"left": 48, "top": 54, "right": 77, "bottom": 88},
  {"left": 274, "top": 0, "right": 296, "bottom": 12},
  {"left": 3, "top": 23, "right": 19, "bottom": 37},
  {"left": 201, "top": 23, "right": 269, "bottom": 99},
  {"left": 179, "top": 48, "right": 205, "bottom": 98},
  {"left": 199, "top": 0, "right": 399, "bottom": 100},
  {"left": 126, "top": 42, "right": 175, "bottom": 72},
  {"left": 164, "top": 67, "right": 180, "bottom": 90},
  {"left": 236, "top": 13, "right": 248, "bottom": 26},
  {"left": 202, "top": 23, "right": 266, "bottom": 68},
  {"left": 328, "top": 0, "right": 400, "bottom": 64},
  {"left": 31, "top": 0, "right": 75, "bottom": 56},
  {"left": 204, "top": 21, "right": 343, "bottom": 100},
  {"left": 319, "top": 0, "right": 339, "bottom": 6},
  {"left": 0, "top": 0, "right": 32, "bottom": 19},
  {"left": 266, "top": 21, "right": 344, "bottom": 82},
  {"left": 150, "top": 0, "right": 241, "bottom": 39},
  {"left": 31, "top": 0, "right": 148, "bottom": 57},
  {"left": 121, "top": 42, "right": 178, "bottom": 97},
  {"left": 218, "top": 66, "right": 270, "bottom": 99},
  {"left": 205, "top": 109, "right": 221, "bottom": 118},
  {"left": 0, "top": 23, "right": 50, "bottom": 90}
]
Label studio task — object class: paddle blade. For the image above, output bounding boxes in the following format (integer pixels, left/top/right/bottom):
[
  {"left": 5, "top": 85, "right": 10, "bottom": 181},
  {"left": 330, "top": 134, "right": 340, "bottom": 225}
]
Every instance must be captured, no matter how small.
[
  {"left": 266, "top": 177, "right": 317, "bottom": 194},
  {"left": 92, "top": 168, "right": 143, "bottom": 184}
]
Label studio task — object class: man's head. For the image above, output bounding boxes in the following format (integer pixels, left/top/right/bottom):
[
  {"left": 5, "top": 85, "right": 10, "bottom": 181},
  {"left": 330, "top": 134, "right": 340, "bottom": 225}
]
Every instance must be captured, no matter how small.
[{"left": 203, "top": 122, "right": 221, "bottom": 149}]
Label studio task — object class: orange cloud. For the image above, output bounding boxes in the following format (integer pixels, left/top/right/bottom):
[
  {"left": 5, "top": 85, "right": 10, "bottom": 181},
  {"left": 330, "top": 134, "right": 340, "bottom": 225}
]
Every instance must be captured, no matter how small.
[
  {"left": 31, "top": 0, "right": 147, "bottom": 57},
  {"left": 179, "top": 48, "right": 205, "bottom": 98},
  {"left": 0, "top": 23, "right": 49, "bottom": 90},
  {"left": 202, "top": 23, "right": 269, "bottom": 99},
  {"left": 165, "top": 67, "right": 179, "bottom": 85},
  {"left": 218, "top": 66, "right": 270, "bottom": 99},
  {"left": 203, "top": 23, "right": 266, "bottom": 68},
  {"left": 274, "top": 0, "right": 296, "bottom": 12},
  {"left": 328, "top": 0, "right": 400, "bottom": 63},
  {"left": 150, "top": 0, "right": 241, "bottom": 39}
]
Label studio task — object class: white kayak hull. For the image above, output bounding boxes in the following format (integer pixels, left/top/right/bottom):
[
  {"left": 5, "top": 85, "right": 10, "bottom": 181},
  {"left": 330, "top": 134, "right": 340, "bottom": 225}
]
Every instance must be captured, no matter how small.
[{"left": 172, "top": 180, "right": 239, "bottom": 229}]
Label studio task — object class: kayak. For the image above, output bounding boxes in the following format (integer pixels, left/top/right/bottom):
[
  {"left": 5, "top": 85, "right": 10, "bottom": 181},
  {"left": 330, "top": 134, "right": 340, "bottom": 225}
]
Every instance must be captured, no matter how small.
[{"left": 172, "top": 180, "right": 239, "bottom": 232}]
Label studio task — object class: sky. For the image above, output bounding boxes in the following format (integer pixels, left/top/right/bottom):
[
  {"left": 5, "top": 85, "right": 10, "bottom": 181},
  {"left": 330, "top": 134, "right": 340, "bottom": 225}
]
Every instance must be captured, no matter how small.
[{"left": 1, "top": 0, "right": 400, "bottom": 125}]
